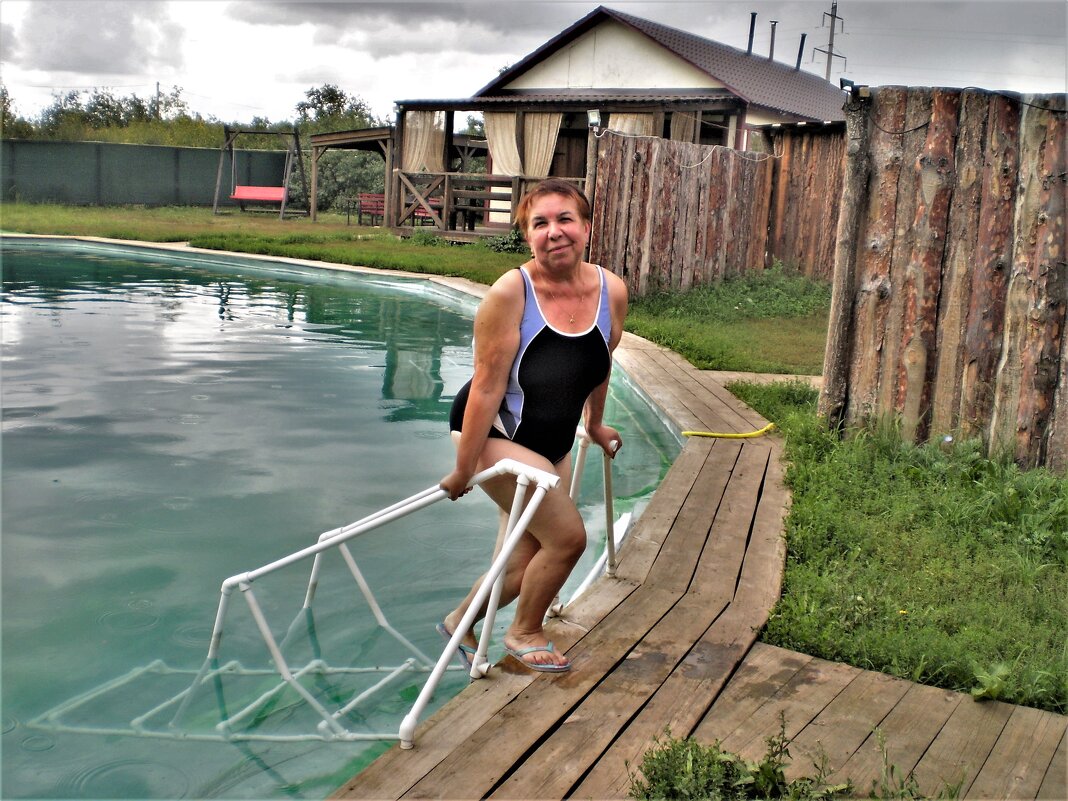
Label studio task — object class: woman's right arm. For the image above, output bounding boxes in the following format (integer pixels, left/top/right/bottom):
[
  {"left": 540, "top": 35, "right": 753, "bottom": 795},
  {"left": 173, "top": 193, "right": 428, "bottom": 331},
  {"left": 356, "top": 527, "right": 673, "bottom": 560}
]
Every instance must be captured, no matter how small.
[{"left": 439, "top": 271, "right": 524, "bottom": 500}]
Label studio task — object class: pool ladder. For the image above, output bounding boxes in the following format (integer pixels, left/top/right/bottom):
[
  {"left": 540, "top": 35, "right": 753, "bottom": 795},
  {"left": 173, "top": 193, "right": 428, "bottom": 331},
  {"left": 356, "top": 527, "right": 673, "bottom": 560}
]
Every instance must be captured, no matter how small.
[{"left": 28, "top": 430, "right": 631, "bottom": 747}]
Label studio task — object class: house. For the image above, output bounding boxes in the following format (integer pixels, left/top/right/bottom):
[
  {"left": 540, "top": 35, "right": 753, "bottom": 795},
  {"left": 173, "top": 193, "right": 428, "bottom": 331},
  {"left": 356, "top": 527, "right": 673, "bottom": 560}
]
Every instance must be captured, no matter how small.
[{"left": 311, "top": 5, "right": 846, "bottom": 234}]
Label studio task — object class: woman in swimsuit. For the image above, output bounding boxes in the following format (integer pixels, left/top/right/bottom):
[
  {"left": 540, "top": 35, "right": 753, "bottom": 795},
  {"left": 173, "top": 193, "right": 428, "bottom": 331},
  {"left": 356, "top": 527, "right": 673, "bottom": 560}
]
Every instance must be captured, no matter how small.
[{"left": 438, "top": 178, "right": 628, "bottom": 672}]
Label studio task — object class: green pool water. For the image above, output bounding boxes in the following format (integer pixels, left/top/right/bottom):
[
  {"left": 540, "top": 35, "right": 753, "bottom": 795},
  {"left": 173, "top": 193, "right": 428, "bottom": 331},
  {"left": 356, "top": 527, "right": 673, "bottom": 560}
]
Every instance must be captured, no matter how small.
[{"left": 0, "top": 239, "right": 680, "bottom": 799}]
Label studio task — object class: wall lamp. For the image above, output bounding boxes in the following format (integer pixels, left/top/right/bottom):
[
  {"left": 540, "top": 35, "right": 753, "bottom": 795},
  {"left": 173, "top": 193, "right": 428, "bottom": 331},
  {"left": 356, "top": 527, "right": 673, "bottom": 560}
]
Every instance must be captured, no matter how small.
[
  {"left": 586, "top": 109, "right": 602, "bottom": 129},
  {"left": 839, "top": 78, "right": 870, "bottom": 98}
]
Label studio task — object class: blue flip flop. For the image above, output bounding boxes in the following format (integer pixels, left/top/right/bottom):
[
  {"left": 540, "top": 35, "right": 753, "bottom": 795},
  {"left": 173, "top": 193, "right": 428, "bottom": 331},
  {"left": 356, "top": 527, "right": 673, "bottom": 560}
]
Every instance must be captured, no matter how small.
[
  {"left": 504, "top": 642, "right": 571, "bottom": 673},
  {"left": 436, "top": 622, "right": 476, "bottom": 673}
]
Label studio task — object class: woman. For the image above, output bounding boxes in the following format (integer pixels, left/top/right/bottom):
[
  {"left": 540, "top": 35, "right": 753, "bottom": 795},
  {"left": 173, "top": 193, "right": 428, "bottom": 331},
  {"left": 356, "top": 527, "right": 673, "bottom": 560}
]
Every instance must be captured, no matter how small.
[{"left": 438, "top": 178, "right": 628, "bottom": 672}]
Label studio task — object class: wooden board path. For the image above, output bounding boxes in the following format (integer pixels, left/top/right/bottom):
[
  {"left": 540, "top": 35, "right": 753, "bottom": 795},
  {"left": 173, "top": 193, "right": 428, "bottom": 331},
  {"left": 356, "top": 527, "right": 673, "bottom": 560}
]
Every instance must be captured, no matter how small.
[{"left": 332, "top": 336, "right": 1066, "bottom": 801}]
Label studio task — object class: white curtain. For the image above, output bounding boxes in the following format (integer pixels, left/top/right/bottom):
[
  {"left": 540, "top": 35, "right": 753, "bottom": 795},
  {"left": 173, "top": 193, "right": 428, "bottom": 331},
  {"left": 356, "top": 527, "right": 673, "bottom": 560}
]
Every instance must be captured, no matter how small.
[
  {"left": 607, "top": 112, "right": 655, "bottom": 136},
  {"left": 670, "top": 111, "right": 697, "bottom": 143},
  {"left": 402, "top": 110, "right": 445, "bottom": 172},
  {"left": 523, "top": 112, "right": 562, "bottom": 177},
  {"left": 483, "top": 112, "right": 523, "bottom": 176}
]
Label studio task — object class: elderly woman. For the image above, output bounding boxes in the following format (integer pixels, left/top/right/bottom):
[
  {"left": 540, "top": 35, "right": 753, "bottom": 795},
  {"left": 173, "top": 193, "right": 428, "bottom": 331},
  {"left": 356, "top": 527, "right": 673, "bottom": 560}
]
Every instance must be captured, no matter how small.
[{"left": 438, "top": 178, "right": 628, "bottom": 672}]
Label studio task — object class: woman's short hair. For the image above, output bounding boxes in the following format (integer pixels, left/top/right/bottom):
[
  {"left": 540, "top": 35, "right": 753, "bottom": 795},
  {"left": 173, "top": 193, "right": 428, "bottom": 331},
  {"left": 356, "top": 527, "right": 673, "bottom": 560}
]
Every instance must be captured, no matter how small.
[{"left": 514, "top": 178, "right": 592, "bottom": 236}]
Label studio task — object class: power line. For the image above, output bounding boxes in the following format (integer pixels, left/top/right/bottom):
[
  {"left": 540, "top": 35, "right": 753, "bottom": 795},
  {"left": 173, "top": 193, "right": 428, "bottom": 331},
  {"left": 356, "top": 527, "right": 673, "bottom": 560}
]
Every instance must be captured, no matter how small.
[{"left": 814, "top": 1, "right": 847, "bottom": 81}]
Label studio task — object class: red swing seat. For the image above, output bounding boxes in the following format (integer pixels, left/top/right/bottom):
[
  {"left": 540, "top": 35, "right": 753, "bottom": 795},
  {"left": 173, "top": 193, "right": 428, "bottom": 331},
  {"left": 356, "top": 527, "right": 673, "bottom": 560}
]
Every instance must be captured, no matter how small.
[{"left": 230, "top": 185, "right": 287, "bottom": 203}]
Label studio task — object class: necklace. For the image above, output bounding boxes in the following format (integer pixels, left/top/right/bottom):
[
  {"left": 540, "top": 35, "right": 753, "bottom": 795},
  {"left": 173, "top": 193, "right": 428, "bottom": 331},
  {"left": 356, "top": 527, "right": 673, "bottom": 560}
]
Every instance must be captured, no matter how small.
[{"left": 545, "top": 281, "right": 586, "bottom": 324}]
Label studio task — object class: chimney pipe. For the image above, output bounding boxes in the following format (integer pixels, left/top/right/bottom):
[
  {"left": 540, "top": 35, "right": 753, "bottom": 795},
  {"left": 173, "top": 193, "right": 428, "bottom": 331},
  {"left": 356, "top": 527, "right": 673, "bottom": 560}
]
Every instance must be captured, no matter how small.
[
  {"left": 769, "top": 20, "right": 778, "bottom": 60},
  {"left": 747, "top": 12, "right": 757, "bottom": 54},
  {"left": 795, "top": 33, "right": 807, "bottom": 69}
]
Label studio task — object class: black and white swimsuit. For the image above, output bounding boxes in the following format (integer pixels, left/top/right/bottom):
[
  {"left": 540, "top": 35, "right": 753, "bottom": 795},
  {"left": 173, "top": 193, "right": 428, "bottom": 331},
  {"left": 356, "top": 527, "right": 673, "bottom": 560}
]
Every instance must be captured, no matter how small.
[{"left": 449, "top": 265, "right": 612, "bottom": 464}]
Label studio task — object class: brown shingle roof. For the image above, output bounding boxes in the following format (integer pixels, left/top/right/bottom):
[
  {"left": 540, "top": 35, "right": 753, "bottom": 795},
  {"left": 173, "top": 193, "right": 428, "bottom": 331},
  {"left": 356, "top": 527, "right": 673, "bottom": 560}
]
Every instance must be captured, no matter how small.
[{"left": 475, "top": 5, "right": 846, "bottom": 122}]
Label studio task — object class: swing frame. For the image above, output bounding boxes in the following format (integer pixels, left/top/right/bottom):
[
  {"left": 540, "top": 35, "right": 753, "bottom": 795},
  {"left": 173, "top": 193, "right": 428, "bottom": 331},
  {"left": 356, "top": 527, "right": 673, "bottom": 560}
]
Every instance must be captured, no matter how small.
[{"left": 212, "top": 125, "right": 310, "bottom": 219}]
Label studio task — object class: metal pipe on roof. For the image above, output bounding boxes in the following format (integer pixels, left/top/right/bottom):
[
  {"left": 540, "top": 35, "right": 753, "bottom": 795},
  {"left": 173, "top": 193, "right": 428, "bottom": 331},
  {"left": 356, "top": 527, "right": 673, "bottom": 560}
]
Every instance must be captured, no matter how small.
[
  {"left": 769, "top": 20, "right": 779, "bottom": 60},
  {"left": 796, "top": 33, "right": 807, "bottom": 70},
  {"left": 747, "top": 12, "right": 757, "bottom": 54}
]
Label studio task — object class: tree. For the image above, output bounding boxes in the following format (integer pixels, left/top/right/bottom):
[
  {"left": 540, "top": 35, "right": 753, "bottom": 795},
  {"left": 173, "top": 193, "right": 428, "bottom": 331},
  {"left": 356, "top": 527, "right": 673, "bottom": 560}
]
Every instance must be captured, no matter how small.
[{"left": 0, "top": 84, "right": 34, "bottom": 140}]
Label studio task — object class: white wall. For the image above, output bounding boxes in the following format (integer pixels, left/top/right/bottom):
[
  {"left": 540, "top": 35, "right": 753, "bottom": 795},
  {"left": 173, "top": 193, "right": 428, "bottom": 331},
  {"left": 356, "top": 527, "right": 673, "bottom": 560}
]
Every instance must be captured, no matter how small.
[{"left": 507, "top": 20, "right": 722, "bottom": 90}]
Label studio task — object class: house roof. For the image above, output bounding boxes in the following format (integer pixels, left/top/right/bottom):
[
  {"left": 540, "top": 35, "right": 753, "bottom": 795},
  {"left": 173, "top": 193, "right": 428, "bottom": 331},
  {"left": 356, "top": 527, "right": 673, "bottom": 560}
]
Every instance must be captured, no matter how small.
[
  {"left": 474, "top": 5, "right": 846, "bottom": 123},
  {"left": 396, "top": 91, "right": 740, "bottom": 113}
]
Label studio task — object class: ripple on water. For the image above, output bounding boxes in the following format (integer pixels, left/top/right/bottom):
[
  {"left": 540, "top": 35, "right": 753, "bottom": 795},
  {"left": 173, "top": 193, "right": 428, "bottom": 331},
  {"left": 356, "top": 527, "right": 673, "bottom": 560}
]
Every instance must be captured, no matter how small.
[
  {"left": 99, "top": 609, "right": 161, "bottom": 632},
  {"left": 172, "top": 622, "right": 215, "bottom": 649},
  {"left": 20, "top": 734, "right": 55, "bottom": 752},
  {"left": 55, "top": 759, "right": 190, "bottom": 798},
  {"left": 3, "top": 715, "right": 18, "bottom": 734}
]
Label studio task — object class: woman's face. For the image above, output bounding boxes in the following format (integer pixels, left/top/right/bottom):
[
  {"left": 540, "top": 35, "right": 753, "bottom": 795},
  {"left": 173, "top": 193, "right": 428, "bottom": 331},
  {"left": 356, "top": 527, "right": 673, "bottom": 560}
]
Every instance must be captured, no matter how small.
[{"left": 525, "top": 192, "right": 591, "bottom": 272}]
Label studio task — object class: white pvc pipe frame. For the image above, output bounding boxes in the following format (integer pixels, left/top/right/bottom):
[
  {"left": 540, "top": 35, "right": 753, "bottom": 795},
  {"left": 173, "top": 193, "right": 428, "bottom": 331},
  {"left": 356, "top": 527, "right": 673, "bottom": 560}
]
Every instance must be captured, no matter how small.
[{"left": 179, "top": 435, "right": 622, "bottom": 748}]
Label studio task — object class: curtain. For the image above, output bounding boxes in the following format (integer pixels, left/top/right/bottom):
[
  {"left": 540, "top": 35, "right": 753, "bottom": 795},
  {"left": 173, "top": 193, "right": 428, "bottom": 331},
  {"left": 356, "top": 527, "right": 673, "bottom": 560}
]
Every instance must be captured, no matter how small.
[
  {"left": 483, "top": 112, "right": 523, "bottom": 176},
  {"left": 607, "top": 112, "right": 654, "bottom": 136},
  {"left": 523, "top": 112, "right": 563, "bottom": 178},
  {"left": 670, "top": 111, "right": 697, "bottom": 143},
  {"left": 402, "top": 110, "right": 445, "bottom": 172}
]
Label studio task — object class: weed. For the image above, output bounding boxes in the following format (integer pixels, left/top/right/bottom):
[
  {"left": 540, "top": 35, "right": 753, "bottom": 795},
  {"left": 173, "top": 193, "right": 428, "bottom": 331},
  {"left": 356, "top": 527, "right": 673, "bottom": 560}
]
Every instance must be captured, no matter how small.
[{"left": 628, "top": 717, "right": 850, "bottom": 800}]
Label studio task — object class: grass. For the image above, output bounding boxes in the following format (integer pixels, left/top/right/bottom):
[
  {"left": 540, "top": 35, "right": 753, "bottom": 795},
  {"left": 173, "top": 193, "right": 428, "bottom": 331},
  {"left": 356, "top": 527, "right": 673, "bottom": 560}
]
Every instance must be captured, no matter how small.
[
  {"left": 626, "top": 265, "right": 831, "bottom": 374},
  {"left": 729, "top": 380, "right": 1068, "bottom": 715}
]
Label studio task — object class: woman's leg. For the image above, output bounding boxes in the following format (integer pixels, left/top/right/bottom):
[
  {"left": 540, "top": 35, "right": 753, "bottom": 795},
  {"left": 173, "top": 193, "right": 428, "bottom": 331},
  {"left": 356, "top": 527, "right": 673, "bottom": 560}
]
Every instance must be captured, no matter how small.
[{"left": 455, "top": 439, "right": 584, "bottom": 668}]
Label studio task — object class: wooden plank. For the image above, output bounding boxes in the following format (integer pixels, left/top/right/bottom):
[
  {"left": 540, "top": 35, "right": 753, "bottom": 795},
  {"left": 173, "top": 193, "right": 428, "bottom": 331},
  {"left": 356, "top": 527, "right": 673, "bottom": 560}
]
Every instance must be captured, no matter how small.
[
  {"left": 642, "top": 439, "right": 742, "bottom": 593},
  {"left": 614, "top": 347, "right": 705, "bottom": 432},
  {"left": 614, "top": 437, "right": 713, "bottom": 584},
  {"left": 1036, "top": 725, "right": 1066, "bottom": 800},
  {"left": 572, "top": 624, "right": 764, "bottom": 800},
  {"left": 665, "top": 352, "right": 772, "bottom": 432},
  {"left": 403, "top": 586, "right": 682, "bottom": 799},
  {"left": 687, "top": 442, "right": 771, "bottom": 595},
  {"left": 714, "top": 653, "right": 861, "bottom": 765},
  {"left": 911, "top": 696, "right": 1014, "bottom": 798},
  {"left": 641, "top": 349, "right": 746, "bottom": 434},
  {"left": 730, "top": 441, "right": 788, "bottom": 616},
  {"left": 786, "top": 668, "right": 913, "bottom": 778},
  {"left": 831, "top": 682, "right": 962, "bottom": 795},
  {"left": 490, "top": 592, "right": 731, "bottom": 799},
  {"left": 966, "top": 705, "right": 1068, "bottom": 800}
]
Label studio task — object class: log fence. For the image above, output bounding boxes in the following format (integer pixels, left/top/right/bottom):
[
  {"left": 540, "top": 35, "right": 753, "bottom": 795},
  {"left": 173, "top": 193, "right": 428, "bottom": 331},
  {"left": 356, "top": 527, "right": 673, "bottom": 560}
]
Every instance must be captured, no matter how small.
[{"left": 820, "top": 87, "right": 1066, "bottom": 471}]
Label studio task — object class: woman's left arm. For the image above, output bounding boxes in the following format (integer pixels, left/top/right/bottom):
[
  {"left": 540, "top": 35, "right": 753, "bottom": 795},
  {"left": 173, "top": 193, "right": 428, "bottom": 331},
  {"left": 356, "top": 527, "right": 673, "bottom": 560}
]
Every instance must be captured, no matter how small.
[{"left": 584, "top": 269, "right": 629, "bottom": 457}]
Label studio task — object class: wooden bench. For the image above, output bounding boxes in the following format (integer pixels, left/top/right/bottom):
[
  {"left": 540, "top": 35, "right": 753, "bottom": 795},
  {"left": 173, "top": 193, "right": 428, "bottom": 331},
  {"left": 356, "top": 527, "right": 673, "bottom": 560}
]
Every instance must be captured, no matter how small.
[
  {"left": 230, "top": 185, "right": 287, "bottom": 203},
  {"left": 356, "top": 192, "right": 386, "bottom": 226}
]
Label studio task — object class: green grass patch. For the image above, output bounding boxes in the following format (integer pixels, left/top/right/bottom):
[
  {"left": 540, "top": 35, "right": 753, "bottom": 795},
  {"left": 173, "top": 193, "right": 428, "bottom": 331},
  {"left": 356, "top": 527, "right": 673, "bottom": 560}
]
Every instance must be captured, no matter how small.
[
  {"left": 729, "top": 380, "right": 1068, "bottom": 714},
  {"left": 627, "top": 265, "right": 830, "bottom": 374}
]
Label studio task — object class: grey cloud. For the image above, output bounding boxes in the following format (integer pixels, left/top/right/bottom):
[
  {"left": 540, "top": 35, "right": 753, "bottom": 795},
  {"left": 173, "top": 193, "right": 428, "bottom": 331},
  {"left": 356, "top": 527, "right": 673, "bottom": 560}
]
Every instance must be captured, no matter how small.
[
  {"left": 0, "top": 21, "right": 17, "bottom": 63},
  {"left": 11, "top": 1, "right": 184, "bottom": 74}
]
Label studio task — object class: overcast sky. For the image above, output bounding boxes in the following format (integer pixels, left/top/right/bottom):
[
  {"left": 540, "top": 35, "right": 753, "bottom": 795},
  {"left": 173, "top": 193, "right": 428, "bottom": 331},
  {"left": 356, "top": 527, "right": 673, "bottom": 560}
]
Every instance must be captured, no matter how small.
[{"left": 1, "top": 0, "right": 1065, "bottom": 126}]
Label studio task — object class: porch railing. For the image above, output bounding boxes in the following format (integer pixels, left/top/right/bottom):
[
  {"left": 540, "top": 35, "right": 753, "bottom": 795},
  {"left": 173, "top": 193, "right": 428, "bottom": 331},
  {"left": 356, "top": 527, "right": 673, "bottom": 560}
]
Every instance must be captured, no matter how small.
[{"left": 393, "top": 171, "right": 585, "bottom": 232}]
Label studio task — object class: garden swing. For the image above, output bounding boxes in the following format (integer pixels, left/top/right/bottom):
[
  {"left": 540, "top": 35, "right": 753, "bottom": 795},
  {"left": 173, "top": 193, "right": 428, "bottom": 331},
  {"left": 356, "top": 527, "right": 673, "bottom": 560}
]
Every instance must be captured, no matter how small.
[{"left": 212, "top": 125, "right": 309, "bottom": 219}]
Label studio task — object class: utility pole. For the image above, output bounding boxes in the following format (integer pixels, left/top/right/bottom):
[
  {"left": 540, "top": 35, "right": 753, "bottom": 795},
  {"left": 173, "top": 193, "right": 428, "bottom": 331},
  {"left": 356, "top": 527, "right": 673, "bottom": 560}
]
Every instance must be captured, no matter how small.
[{"left": 814, "top": 1, "right": 846, "bottom": 80}]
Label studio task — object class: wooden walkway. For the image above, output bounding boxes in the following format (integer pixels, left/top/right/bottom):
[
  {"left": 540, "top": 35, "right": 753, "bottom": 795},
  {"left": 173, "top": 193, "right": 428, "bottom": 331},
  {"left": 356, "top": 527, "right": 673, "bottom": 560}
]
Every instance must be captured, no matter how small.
[{"left": 333, "top": 333, "right": 1066, "bottom": 801}]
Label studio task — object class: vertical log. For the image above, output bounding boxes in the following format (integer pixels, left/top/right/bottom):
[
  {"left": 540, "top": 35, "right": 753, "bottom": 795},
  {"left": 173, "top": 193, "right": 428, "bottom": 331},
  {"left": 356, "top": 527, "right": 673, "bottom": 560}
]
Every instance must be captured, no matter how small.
[
  {"left": 819, "top": 93, "right": 873, "bottom": 426},
  {"left": 896, "top": 88, "right": 960, "bottom": 442},
  {"left": 1013, "top": 95, "right": 1066, "bottom": 467},
  {"left": 749, "top": 156, "right": 775, "bottom": 274},
  {"left": 846, "top": 87, "right": 907, "bottom": 425},
  {"left": 877, "top": 87, "right": 933, "bottom": 416},
  {"left": 693, "top": 144, "right": 713, "bottom": 285},
  {"left": 672, "top": 141, "right": 699, "bottom": 290},
  {"left": 626, "top": 137, "right": 658, "bottom": 297},
  {"left": 704, "top": 149, "right": 728, "bottom": 282},
  {"left": 768, "top": 131, "right": 792, "bottom": 263},
  {"left": 930, "top": 90, "right": 988, "bottom": 438},
  {"left": 959, "top": 94, "right": 1020, "bottom": 438}
]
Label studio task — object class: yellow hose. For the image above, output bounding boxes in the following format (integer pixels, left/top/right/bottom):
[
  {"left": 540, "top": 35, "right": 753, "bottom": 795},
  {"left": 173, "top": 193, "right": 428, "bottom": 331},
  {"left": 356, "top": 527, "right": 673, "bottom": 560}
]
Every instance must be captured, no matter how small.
[{"left": 681, "top": 422, "right": 776, "bottom": 439}]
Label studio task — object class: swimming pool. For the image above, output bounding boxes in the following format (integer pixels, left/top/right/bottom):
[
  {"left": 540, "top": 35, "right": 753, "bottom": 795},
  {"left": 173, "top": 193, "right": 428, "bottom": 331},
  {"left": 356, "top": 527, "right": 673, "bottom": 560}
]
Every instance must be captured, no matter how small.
[{"left": 1, "top": 239, "right": 680, "bottom": 799}]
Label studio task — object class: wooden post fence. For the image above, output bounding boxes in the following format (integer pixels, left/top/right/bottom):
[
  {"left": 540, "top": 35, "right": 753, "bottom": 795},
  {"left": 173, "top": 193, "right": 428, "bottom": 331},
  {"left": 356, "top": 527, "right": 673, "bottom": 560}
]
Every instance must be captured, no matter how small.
[{"left": 820, "top": 87, "right": 1067, "bottom": 472}]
